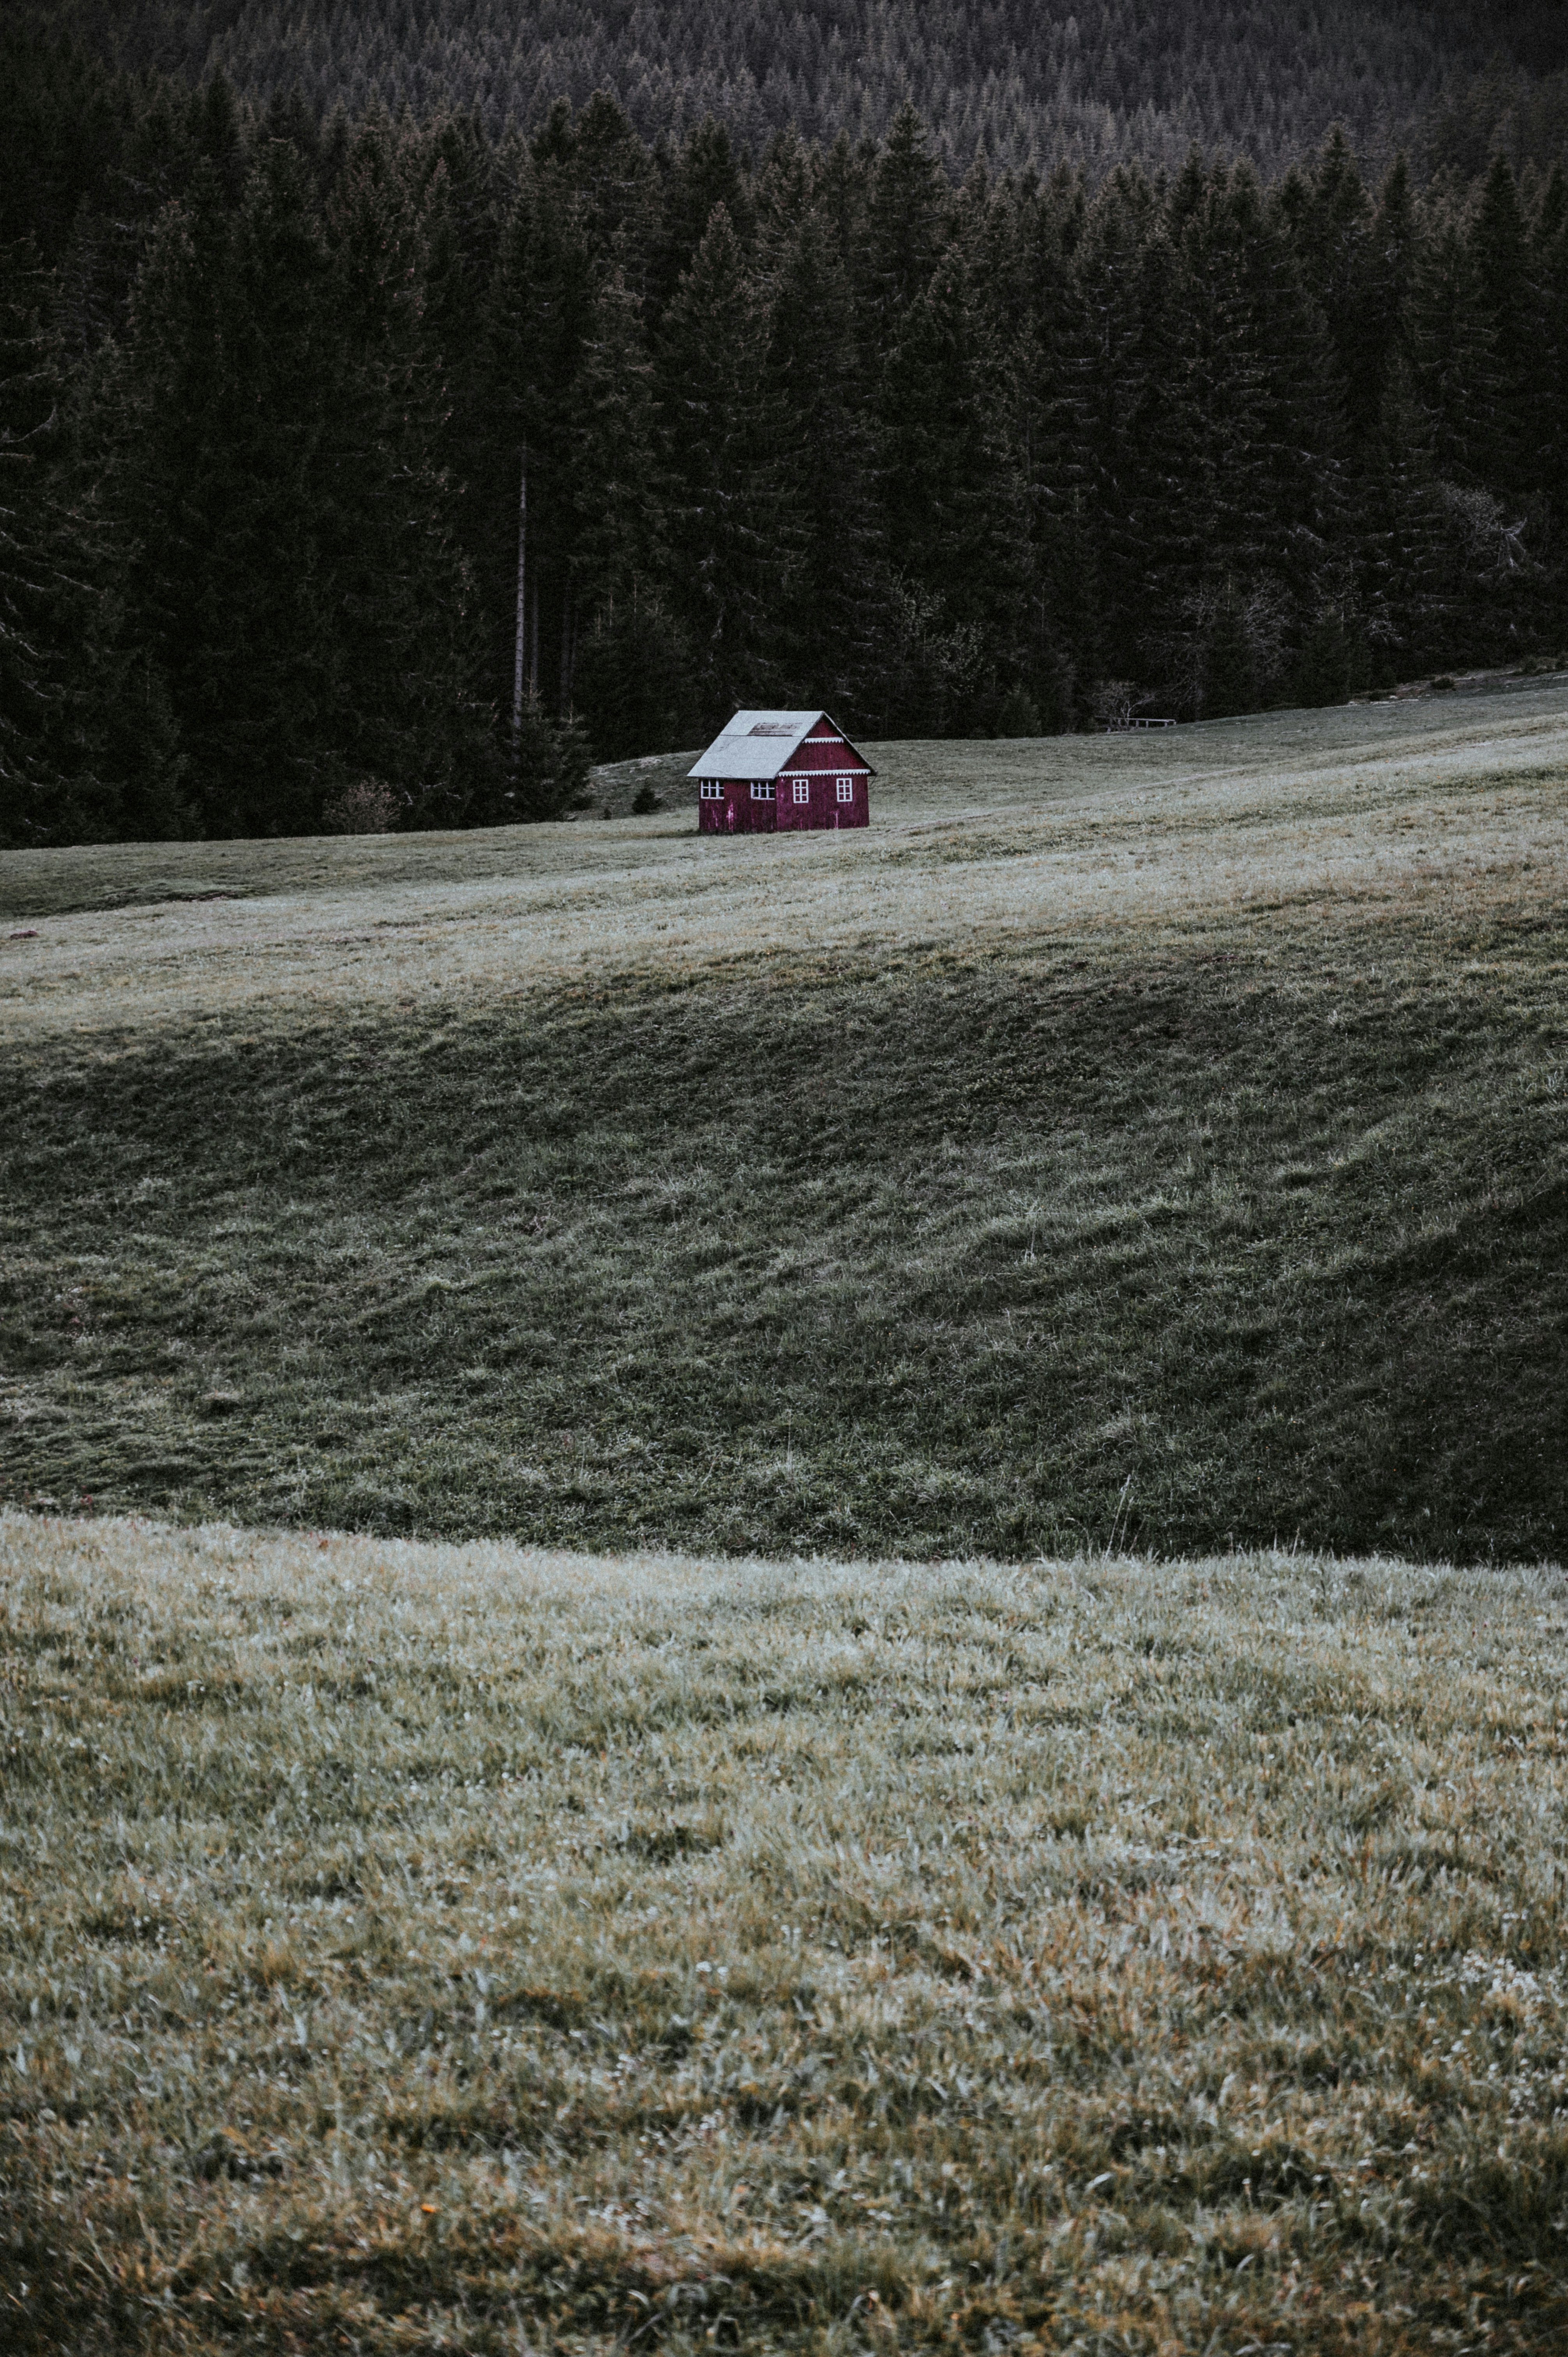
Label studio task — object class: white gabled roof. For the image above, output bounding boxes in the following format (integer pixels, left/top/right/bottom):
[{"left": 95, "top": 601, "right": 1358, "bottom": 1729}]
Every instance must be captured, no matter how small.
[{"left": 687, "top": 709, "right": 874, "bottom": 781}]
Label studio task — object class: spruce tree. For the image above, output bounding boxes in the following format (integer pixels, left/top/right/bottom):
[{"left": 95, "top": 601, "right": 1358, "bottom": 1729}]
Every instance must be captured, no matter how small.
[
  {"left": 566, "top": 91, "right": 659, "bottom": 281},
  {"left": 1291, "top": 603, "right": 1360, "bottom": 704},
  {"left": 565, "top": 270, "right": 659, "bottom": 621},
  {"left": 486, "top": 164, "right": 599, "bottom": 723},
  {"left": 1468, "top": 153, "right": 1539, "bottom": 502},
  {"left": 1412, "top": 218, "right": 1497, "bottom": 488},
  {"left": 11, "top": 62, "right": 1568, "bottom": 841},
  {"left": 323, "top": 124, "right": 497, "bottom": 822},
  {"left": 0, "top": 246, "right": 128, "bottom": 843},
  {"left": 648, "top": 118, "right": 755, "bottom": 325},
  {"left": 1356, "top": 351, "right": 1453, "bottom": 675},
  {"left": 562, "top": 269, "right": 668, "bottom": 734},
  {"left": 863, "top": 104, "right": 952, "bottom": 329},
  {"left": 1288, "top": 127, "right": 1372, "bottom": 401},
  {"left": 766, "top": 206, "right": 888, "bottom": 716},
  {"left": 572, "top": 586, "right": 699, "bottom": 762},
  {"left": 655, "top": 203, "right": 791, "bottom": 724},
  {"left": 109, "top": 147, "right": 350, "bottom": 837},
  {"left": 1344, "top": 153, "right": 1420, "bottom": 451},
  {"left": 1202, "top": 580, "right": 1258, "bottom": 715},
  {"left": 1535, "top": 166, "right": 1568, "bottom": 585},
  {"left": 878, "top": 245, "right": 1030, "bottom": 726}
]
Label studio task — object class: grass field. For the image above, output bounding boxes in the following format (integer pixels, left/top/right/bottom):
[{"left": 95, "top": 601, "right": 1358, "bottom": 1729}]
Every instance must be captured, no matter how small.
[
  {"left": 5, "top": 1509, "right": 1568, "bottom": 2354},
  {"left": 4, "top": 691, "right": 1568, "bottom": 2353},
  {"left": 3, "top": 683, "right": 1566, "bottom": 1563}
]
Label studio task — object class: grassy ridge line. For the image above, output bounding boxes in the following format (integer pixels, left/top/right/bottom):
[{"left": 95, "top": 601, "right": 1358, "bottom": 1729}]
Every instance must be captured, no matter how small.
[
  {"left": 1, "top": 744, "right": 1563, "bottom": 1043},
  {"left": 4, "top": 1511, "right": 1568, "bottom": 2353},
  {"left": 4, "top": 681, "right": 1566, "bottom": 930}
]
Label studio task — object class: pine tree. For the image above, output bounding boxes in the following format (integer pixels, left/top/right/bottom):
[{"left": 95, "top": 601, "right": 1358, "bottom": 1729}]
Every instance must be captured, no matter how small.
[
  {"left": 863, "top": 104, "right": 952, "bottom": 329},
  {"left": 1467, "top": 153, "right": 1539, "bottom": 501},
  {"left": 108, "top": 129, "right": 493, "bottom": 838},
  {"left": 567, "top": 273, "right": 659, "bottom": 613},
  {"left": 0, "top": 245, "right": 124, "bottom": 843},
  {"left": 1056, "top": 171, "right": 1188, "bottom": 693},
  {"left": 1344, "top": 153, "right": 1420, "bottom": 450},
  {"left": 323, "top": 123, "right": 498, "bottom": 820},
  {"left": 1008, "top": 164, "right": 1093, "bottom": 720},
  {"left": 1282, "top": 125, "right": 1398, "bottom": 448},
  {"left": 1356, "top": 351, "right": 1453, "bottom": 675},
  {"left": 486, "top": 163, "right": 600, "bottom": 724},
  {"left": 109, "top": 149, "right": 347, "bottom": 837},
  {"left": 1412, "top": 217, "right": 1497, "bottom": 488},
  {"left": 766, "top": 206, "right": 888, "bottom": 716},
  {"left": 572, "top": 585, "right": 699, "bottom": 761},
  {"left": 11, "top": 55, "right": 1568, "bottom": 843},
  {"left": 1290, "top": 603, "right": 1361, "bottom": 704},
  {"left": 558, "top": 92, "right": 658, "bottom": 285},
  {"left": 1535, "top": 166, "right": 1568, "bottom": 580},
  {"left": 655, "top": 203, "right": 791, "bottom": 724},
  {"left": 878, "top": 244, "right": 1031, "bottom": 725},
  {"left": 648, "top": 118, "right": 755, "bottom": 325},
  {"left": 810, "top": 131, "right": 870, "bottom": 277},
  {"left": 1202, "top": 579, "right": 1257, "bottom": 715}
]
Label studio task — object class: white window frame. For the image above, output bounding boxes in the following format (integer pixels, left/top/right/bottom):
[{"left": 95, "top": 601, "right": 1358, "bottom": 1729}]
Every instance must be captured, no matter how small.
[
  {"left": 750, "top": 781, "right": 775, "bottom": 801},
  {"left": 793, "top": 779, "right": 810, "bottom": 804},
  {"left": 836, "top": 776, "right": 855, "bottom": 803},
  {"left": 699, "top": 779, "right": 723, "bottom": 800}
]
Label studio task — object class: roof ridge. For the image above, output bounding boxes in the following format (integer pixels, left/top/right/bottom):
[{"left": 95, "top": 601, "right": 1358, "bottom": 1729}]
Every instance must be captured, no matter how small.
[{"left": 688, "top": 709, "right": 876, "bottom": 782}]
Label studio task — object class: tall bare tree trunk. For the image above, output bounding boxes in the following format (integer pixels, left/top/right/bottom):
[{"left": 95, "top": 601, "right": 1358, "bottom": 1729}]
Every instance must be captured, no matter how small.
[
  {"left": 528, "top": 578, "right": 540, "bottom": 700},
  {"left": 560, "top": 591, "right": 573, "bottom": 711},
  {"left": 510, "top": 446, "right": 528, "bottom": 770}
]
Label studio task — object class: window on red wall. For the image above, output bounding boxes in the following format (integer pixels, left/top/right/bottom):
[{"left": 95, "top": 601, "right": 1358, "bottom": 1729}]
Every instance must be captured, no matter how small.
[
  {"left": 836, "top": 777, "right": 854, "bottom": 802},
  {"left": 699, "top": 780, "right": 722, "bottom": 800},
  {"left": 793, "top": 780, "right": 809, "bottom": 804}
]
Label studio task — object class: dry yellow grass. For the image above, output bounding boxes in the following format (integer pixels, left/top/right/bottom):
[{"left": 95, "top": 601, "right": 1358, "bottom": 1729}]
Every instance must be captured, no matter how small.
[{"left": 5, "top": 1509, "right": 1568, "bottom": 2352}]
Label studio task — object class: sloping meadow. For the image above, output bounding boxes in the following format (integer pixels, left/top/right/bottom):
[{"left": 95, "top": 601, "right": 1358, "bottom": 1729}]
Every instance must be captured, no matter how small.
[
  {"left": 2, "top": 699, "right": 1567, "bottom": 1561},
  {"left": 3, "top": 1513, "right": 1568, "bottom": 2352}
]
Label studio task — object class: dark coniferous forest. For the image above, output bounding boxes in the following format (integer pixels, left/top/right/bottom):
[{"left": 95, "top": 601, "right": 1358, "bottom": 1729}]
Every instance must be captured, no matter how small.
[{"left": 6, "top": 5, "right": 1568, "bottom": 845}]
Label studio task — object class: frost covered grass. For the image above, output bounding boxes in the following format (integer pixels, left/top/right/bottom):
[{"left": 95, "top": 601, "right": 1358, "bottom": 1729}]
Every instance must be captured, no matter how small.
[{"left": 4, "top": 1511, "right": 1568, "bottom": 2352}]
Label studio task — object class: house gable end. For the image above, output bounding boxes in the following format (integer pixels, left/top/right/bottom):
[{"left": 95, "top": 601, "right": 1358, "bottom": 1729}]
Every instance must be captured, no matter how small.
[{"left": 786, "top": 714, "right": 875, "bottom": 776}]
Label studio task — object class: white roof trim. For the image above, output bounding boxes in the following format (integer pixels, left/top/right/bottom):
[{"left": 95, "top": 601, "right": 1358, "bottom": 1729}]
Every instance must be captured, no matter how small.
[{"left": 688, "top": 709, "right": 876, "bottom": 781}]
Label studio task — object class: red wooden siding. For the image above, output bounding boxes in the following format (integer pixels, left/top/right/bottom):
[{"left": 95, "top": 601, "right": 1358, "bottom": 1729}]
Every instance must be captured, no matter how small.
[
  {"left": 776, "top": 719, "right": 870, "bottom": 831},
  {"left": 696, "top": 780, "right": 778, "bottom": 833}
]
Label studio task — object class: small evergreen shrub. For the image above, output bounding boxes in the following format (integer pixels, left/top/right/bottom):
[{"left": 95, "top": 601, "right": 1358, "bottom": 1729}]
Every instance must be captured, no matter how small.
[{"left": 995, "top": 686, "right": 1042, "bottom": 737}]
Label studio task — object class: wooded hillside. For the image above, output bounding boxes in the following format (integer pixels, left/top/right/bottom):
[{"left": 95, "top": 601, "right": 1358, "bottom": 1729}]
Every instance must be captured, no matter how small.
[
  {"left": 32, "top": 0, "right": 1568, "bottom": 178},
  {"left": 5, "top": 22, "right": 1568, "bottom": 844}
]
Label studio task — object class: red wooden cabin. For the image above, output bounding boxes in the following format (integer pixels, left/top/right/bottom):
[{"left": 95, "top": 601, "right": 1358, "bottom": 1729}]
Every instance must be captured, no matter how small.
[{"left": 690, "top": 710, "right": 874, "bottom": 834}]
